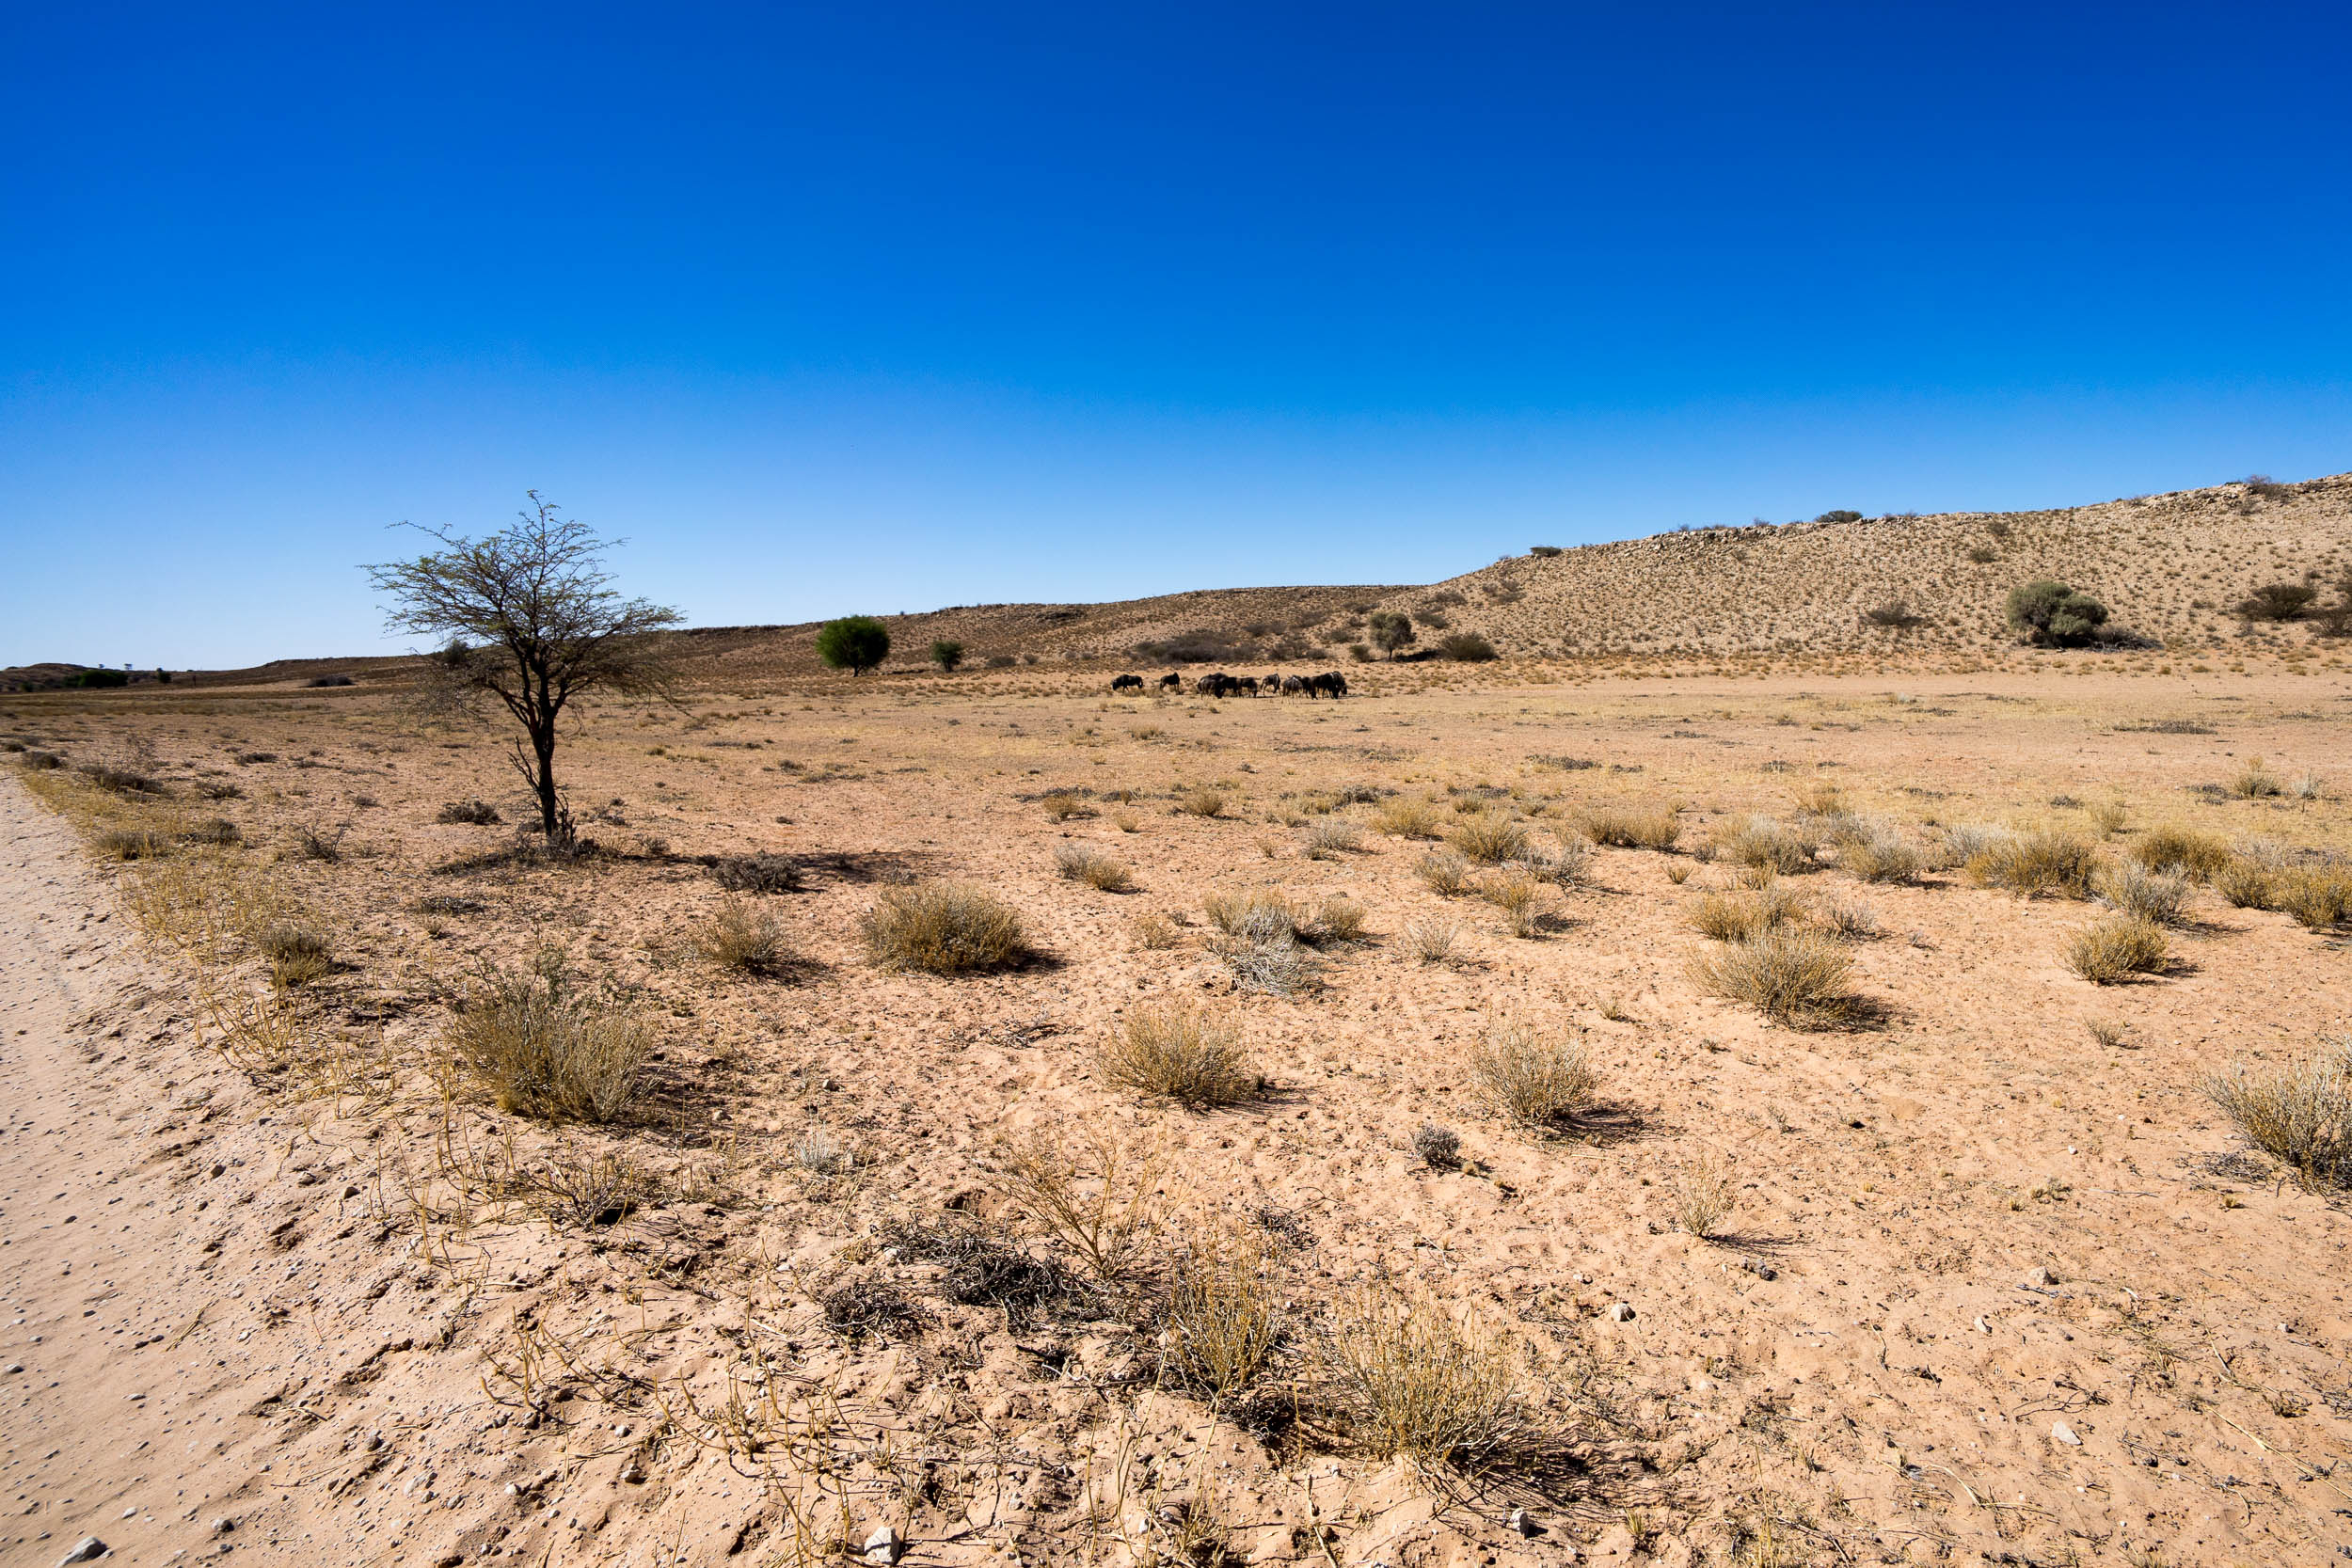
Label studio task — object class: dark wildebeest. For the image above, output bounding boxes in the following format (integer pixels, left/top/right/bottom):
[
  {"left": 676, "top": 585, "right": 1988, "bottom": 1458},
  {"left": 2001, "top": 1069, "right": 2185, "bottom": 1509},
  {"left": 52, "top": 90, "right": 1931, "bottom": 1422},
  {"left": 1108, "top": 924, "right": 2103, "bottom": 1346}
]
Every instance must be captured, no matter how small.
[
  {"left": 1235, "top": 675, "right": 1259, "bottom": 696},
  {"left": 1157, "top": 673, "right": 1183, "bottom": 690},
  {"left": 1196, "top": 672, "right": 1243, "bottom": 698},
  {"left": 1308, "top": 671, "right": 1349, "bottom": 699},
  {"left": 1110, "top": 673, "right": 1144, "bottom": 691},
  {"left": 1281, "top": 674, "right": 1308, "bottom": 696}
]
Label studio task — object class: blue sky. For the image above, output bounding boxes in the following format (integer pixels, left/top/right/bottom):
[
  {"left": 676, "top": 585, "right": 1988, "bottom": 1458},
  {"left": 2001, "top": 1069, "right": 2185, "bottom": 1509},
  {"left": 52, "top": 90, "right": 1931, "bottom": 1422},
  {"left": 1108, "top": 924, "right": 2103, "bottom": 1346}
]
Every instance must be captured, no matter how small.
[{"left": 4, "top": 2, "right": 2348, "bottom": 668}]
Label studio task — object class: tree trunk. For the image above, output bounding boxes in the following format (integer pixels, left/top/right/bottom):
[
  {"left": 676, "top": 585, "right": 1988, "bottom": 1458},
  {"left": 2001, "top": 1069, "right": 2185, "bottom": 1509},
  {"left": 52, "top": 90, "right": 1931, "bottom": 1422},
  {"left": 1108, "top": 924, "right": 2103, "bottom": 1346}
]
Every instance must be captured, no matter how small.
[{"left": 532, "top": 722, "right": 560, "bottom": 838}]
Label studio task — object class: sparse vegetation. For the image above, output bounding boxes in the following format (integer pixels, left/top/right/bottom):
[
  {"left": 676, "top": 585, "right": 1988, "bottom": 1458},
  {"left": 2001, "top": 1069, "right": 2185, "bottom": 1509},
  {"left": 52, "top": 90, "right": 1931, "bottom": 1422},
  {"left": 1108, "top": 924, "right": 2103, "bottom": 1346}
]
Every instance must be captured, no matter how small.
[
  {"left": 2005, "top": 578, "right": 2110, "bottom": 647},
  {"left": 1967, "top": 828, "right": 2100, "bottom": 898},
  {"left": 862, "top": 882, "right": 1029, "bottom": 974},
  {"left": 1055, "top": 842, "right": 1135, "bottom": 891},
  {"left": 693, "top": 897, "right": 791, "bottom": 975},
  {"left": 447, "top": 949, "right": 653, "bottom": 1122},
  {"left": 1373, "top": 796, "right": 1441, "bottom": 837},
  {"left": 1313, "top": 1286, "right": 1539, "bottom": 1472},
  {"left": 2206, "top": 1037, "right": 2351, "bottom": 1186},
  {"left": 815, "top": 614, "right": 892, "bottom": 674},
  {"left": 1174, "top": 784, "right": 1229, "bottom": 818},
  {"left": 1417, "top": 849, "right": 1474, "bottom": 896},
  {"left": 1099, "top": 1003, "right": 1257, "bottom": 1107},
  {"left": 259, "top": 921, "right": 333, "bottom": 989},
  {"left": 709, "top": 850, "right": 801, "bottom": 893},
  {"left": 1467, "top": 1021, "right": 1598, "bottom": 1128},
  {"left": 437, "top": 798, "right": 502, "bottom": 825},
  {"left": 1674, "top": 1151, "right": 1736, "bottom": 1238},
  {"left": 2133, "top": 824, "right": 2232, "bottom": 881},
  {"left": 1576, "top": 804, "right": 1681, "bottom": 851},
  {"left": 1161, "top": 1224, "right": 1280, "bottom": 1399},
  {"left": 1447, "top": 813, "right": 1528, "bottom": 863},
  {"left": 2065, "top": 913, "right": 2169, "bottom": 984},
  {"left": 1689, "top": 927, "right": 1856, "bottom": 1026}
]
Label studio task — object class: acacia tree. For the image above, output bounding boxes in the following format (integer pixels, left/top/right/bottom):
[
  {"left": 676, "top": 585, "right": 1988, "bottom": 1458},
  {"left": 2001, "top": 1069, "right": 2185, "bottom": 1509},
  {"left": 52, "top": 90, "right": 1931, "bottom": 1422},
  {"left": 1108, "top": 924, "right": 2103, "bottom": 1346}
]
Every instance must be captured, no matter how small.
[
  {"left": 367, "top": 494, "right": 681, "bottom": 842},
  {"left": 1366, "top": 610, "right": 1417, "bottom": 658}
]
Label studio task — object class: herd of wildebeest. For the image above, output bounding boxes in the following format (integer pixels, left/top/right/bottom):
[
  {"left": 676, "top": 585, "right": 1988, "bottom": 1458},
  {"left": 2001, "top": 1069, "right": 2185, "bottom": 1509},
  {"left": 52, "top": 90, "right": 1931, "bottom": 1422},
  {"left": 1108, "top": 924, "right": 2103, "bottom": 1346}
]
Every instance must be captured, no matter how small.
[{"left": 1110, "top": 669, "right": 1351, "bottom": 698}]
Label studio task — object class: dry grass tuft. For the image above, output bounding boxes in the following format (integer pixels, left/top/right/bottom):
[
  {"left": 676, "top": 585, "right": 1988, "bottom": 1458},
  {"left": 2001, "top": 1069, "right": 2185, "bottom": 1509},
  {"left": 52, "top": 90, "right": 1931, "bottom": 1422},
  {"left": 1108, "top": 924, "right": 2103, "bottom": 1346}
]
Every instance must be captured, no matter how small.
[
  {"left": 1827, "top": 820, "right": 1922, "bottom": 883},
  {"left": 1311, "top": 896, "right": 1368, "bottom": 944},
  {"left": 2096, "top": 863, "right": 2192, "bottom": 927},
  {"left": 1417, "top": 849, "right": 1474, "bottom": 896},
  {"left": 1204, "top": 888, "right": 1304, "bottom": 942},
  {"left": 1690, "top": 886, "right": 1804, "bottom": 942},
  {"left": 2231, "top": 757, "right": 2283, "bottom": 800},
  {"left": 2214, "top": 856, "right": 2277, "bottom": 910},
  {"left": 709, "top": 850, "right": 801, "bottom": 893},
  {"left": 1373, "top": 797, "right": 1442, "bottom": 838},
  {"left": 2064, "top": 914, "right": 2169, "bottom": 984},
  {"left": 437, "top": 798, "right": 502, "bottom": 825},
  {"left": 1041, "top": 789, "right": 1090, "bottom": 821},
  {"left": 1674, "top": 1151, "right": 1737, "bottom": 1239},
  {"left": 1576, "top": 804, "right": 1681, "bottom": 851},
  {"left": 1481, "top": 871, "right": 1548, "bottom": 937},
  {"left": 1174, "top": 784, "right": 1229, "bottom": 818},
  {"left": 95, "top": 827, "right": 173, "bottom": 861},
  {"left": 1468, "top": 1022, "right": 1598, "bottom": 1128},
  {"left": 1099, "top": 1003, "right": 1258, "bottom": 1107},
  {"left": 2206, "top": 1037, "right": 2352, "bottom": 1186},
  {"left": 1131, "top": 911, "right": 1184, "bottom": 950},
  {"left": 448, "top": 951, "right": 653, "bottom": 1122},
  {"left": 863, "top": 881, "right": 1029, "bottom": 974},
  {"left": 1054, "top": 842, "right": 1136, "bottom": 892},
  {"left": 2133, "top": 824, "right": 2232, "bottom": 881},
  {"left": 2276, "top": 864, "right": 2352, "bottom": 930},
  {"left": 1404, "top": 916, "right": 1459, "bottom": 964},
  {"left": 1161, "top": 1224, "right": 1281, "bottom": 1401},
  {"left": 1711, "top": 815, "right": 1817, "bottom": 875},
  {"left": 693, "top": 897, "right": 792, "bottom": 975},
  {"left": 1448, "top": 814, "right": 1530, "bottom": 863},
  {"left": 990, "top": 1128, "right": 1158, "bottom": 1287},
  {"left": 1688, "top": 927, "right": 1856, "bottom": 1026},
  {"left": 1302, "top": 816, "right": 1362, "bottom": 859},
  {"left": 1967, "top": 829, "right": 2100, "bottom": 898},
  {"left": 1313, "top": 1286, "right": 1541, "bottom": 1473},
  {"left": 258, "top": 921, "right": 333, "bottom": 989}
]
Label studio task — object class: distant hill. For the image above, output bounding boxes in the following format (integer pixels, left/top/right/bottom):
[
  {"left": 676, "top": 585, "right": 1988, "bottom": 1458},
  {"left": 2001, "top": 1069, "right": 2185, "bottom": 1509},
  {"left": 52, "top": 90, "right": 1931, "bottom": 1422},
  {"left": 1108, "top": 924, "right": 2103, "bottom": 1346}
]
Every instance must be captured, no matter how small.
[{"left": 13, "top": 471, "right": 2344, "bottom": 690}]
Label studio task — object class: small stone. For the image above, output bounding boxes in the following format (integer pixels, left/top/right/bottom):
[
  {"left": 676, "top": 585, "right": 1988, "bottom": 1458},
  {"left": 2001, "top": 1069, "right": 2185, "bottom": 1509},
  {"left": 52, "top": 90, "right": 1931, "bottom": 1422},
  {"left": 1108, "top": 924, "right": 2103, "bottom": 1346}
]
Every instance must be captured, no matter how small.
[
  {"left": 1507, "top": 1506, "right": 1541, "bottom": 1537},
  {"left": 1605, "top": 1302, "right": 1635, "bottom": 1323},
  {"left": 294, "top": 1170, "right": 319, "bottom": 1186},
  {"left": 618, "top": 1460, "right": 644, "bottom": 1484},
  {"left": 862, "top": 1524, "right": 905, "bottom": 1564},
  {"left": 210, "top": 1517, "right": 234, "bottom": 1534},
  {"left": 2051, "top": 1420, "right": 2081, "bottom": 1446},
  {"left": 1974, "top": 1317, "right": 1990, "bottom": 1334},
  {"left": 6, "top": 1365, "right": 21, "bottom": 1374},
  {"left": 58, "top": 1538, "right": 109, "bottom": 1564},
  {"left": 2026, "top": 1266, "right": 2057, "bottom": 1288}
]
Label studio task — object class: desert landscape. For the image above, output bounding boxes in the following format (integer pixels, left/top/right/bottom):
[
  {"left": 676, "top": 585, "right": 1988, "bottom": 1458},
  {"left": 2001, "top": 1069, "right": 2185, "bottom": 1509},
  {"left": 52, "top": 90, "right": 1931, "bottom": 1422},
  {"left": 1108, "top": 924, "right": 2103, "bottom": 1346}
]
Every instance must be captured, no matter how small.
[{"left": 2, "top": 473, "right": 2350, "bottom": 1568}]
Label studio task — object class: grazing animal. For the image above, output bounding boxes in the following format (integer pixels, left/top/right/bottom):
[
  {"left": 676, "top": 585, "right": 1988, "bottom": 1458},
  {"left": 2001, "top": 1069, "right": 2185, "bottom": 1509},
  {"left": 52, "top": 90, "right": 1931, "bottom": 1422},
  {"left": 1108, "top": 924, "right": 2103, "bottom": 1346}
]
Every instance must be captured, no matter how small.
[
  {"left": 1158, "top": 673, "right": 1183, "bottom": 690},
  {"left": 1196, "top": 672, "right": 1243, "bottom": 698},
  {"left": 1308, "top": 671, "right": 1349, "bottom": 699},
  {"left": 1236, "top": 676, "right": 1260, "bottom": 696},
  {"left": 1110, "top": 673, "right": 1144, "bottom": 691},
  {"left": 1281, "top": 674, "right": 1308, "bottom": 696}
]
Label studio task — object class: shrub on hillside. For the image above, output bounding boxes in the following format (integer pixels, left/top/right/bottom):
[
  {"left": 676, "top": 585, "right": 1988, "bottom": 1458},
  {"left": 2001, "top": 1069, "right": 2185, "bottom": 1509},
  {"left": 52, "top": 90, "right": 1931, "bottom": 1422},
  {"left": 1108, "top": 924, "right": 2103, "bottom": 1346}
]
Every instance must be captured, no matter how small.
[
  {"left": 2005, "top": 580, "right": 2109, "bottom": 648},
  {"left": 816, "top": 615, "right": 892, "bottom": 674},
  {"left": 1439, "top": 632, "right": 1499, "bottom": 662}
]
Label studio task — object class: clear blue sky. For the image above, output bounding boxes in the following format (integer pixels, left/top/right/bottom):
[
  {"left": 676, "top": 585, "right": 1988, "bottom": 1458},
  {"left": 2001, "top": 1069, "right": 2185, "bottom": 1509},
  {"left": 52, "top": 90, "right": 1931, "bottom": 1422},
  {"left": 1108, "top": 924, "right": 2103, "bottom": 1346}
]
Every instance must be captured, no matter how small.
[{"left": 4, "top": 2, "right": 2348, "bottom": 668}]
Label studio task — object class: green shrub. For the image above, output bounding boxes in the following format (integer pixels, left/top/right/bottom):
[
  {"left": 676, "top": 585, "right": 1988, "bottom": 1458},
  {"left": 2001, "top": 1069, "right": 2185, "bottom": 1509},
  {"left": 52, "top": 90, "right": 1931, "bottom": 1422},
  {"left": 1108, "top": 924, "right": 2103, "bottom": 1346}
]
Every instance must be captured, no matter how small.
[
  {"left": 929, "top": 639, "right": 965, "bottom": 671},
  {"left": 1438, "top": 632, "right": 1499, "bottom": 662},
  {"left": 2005, "top": 579, "right": 2109, "bottom": 647},
  {"left": 816, "top": 615, "right": 892, "bottom": 674}
]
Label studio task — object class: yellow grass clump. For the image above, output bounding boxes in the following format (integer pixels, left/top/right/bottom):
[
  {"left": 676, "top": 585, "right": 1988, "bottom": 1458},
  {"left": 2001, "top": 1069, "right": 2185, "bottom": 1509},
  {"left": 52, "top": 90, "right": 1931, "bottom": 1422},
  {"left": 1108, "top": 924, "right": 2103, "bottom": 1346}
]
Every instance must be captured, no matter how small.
[
  {"left": 2206, "top": 1037, "right": 2352, "bottom": 1186},
  {"left": 1576, "top": 804, "right": 1681, "bottom": 851},
  {"left": 863, "top": 882, "right": 1029, "bottom": 974},
  {"left": 1688, "top": 927, "right": 1855, "bottom": 1026},
  {"left": 1097, "top": 1003, "right": 1258, "bottom": 1108},
  {"left": 448, "top": 953, "right": 653, "bottom": 1123},
  {"left": 1314, "top": 1287, "right": 1539, "bottom": 1472},
  {"left": 2064, "top": 913, "right": 2169, "bottom": 984},
  {"left": 1467, "top": 1022, "right": 1597, "bottom": 1128}
]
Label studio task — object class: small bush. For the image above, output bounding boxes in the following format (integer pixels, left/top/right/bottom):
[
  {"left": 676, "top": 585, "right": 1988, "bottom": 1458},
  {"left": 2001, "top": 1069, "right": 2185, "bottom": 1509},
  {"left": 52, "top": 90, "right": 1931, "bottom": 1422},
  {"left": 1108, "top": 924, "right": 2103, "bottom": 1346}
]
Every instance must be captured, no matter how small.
[
  {"left": 1482, "top": 871, "right": 1546, "bottom": 938},
  {"left": 1405, "top": 916, "right": 1458, "bottom": 963},
  {"left": 1310, "top": 896, "right": 1368, "bottom": 944},
  {"left": 1966, "top": 545, "right": 1997, "bottom": 563},
  {"left": 1374, "top": 797, "right": 1441, "bottom": 838},
  {"left": 1418, "top": 849, "right": 1474, "bottom": 896},
  {"left": 709, "top": 850, "right": 801, "bottom": 893},
  {"left": 1100, "top": 1003, "right": 1258, "bottom": 1107},
  {"left": 1689, "top": 927, "right": 1855, "bottom": 1027},
  {"left": 1520, "top": 836, "right": 1591, "bottom": 888},
  {"left": 437, "top": 799, "right": 502, "bottom": 825},
  {"left": 2088, "top": 800, "right": 2128, "bottom": 838},
  {"left": 2206, "top": 1037, "right": 2352, "bottom": 1185},
  {"left": 2236, "top": 582, "right": 2317, "bottom": 622},
  {"left": 1438, "top": 632, "right": 1500, "bottom": 662},
  {"left": 1448, "top": 814, "right": 1529, "bottom": 863},
  {"left": 1576, "top": 805, "right": 1681, "bottom": 851},
  {"left": 1217, "top": 933, "right": 1321, "bottom": 995},
  {"left": 694, "top": 898, "right": 791, "bottom": 975},
  {"left": 2133, "top": 824, "right": 2231, "bottom": 881},
  {"left": 1468, "top": 1022, "right": 1597, "bottom": 1128},
  {"left": 2064, "top": 914, "right": 2169, "bottom": 984},
  {"left": 2277, "top": 864, "right": 2352, "bottom": 929},
  {"left": 863, "top": 882, "right": 1029, "bottom": 974},
  {"left": 1205, "top": 889, "right": 1304, "bottom": 942},
  {"left": 1413, "top": 1122, "right": 1463, "bottom": 1167},
  {"left": 78, "top": 764, "right": 163, "bottom": 796},
  {"left": 1041, "top": 789, "right": 1089, "bottom": 821},
  {"left": 1820, "top": 897, "right": 1879, "bottom": 940},
  {"left": 2096, "top": 863, "right": 2191, "bottom": 927},
  {"left": 291, "top": 821, "right": 346, "bottom": 863},
  {"left": 1055, "top": 842, "right": 1135, "bottom": 892},
  {"left": 259, "top": 922, "right": 333, "bottom": 989},
  {"left": 1175, "top": 784, "right": 1229, "bottom": 818},
  {"left": 181, "top": 817, "right": 242, "bottom": 847},
  {"left": 1864, "top": 600, "right": 1925, "bottom": 628},
  {"left": 2231, "top": 757, "right": 2283, "bottom": 800},
  {"left": 449, "top": 953, "right": 653, "bottom": 1122},
  {"left": 1690, "top": 886, "right": 1804, "bottom": 942},
  {"left": 1673, "top": 1151, "right": 1736, "bottom": 1239},
  {"left": 95, "top": 828, "right": 172, "bottom": 861},
  {"left": 1303, "top": 817, "right": 1362, "bottom": 859},
  {"left": 1826, "top": 820, "right": 1920, "bottom": 883},
  {"left": 1712, "top": 815, "right": 1816, "bottom": 875},
  {"left": 1131, "top": 911, "right": 1183, "bottom": 949},
  {"left": 1314, "top": 1287, "right": 1535, "bottom": 1470},
  {"left": 1162, "top": 1225, "right": 1280, "bottom": 1399},
  {"left": 2005, "top": 579, "right": 2110, "bottom": 647},
  {"left": 2214, "top": 856, "right": 2277, "bottom": 910},
  {"left": 1967, "top": 829, "right": 2100, "bottom": 898}
]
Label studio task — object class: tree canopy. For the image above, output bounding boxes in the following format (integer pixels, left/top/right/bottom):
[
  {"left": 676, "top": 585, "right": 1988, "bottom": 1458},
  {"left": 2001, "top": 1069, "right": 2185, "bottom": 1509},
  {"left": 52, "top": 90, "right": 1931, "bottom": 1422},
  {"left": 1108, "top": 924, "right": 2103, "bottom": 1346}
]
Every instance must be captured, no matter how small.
[{"left": 817, "top": 616, "right": 892, "bottom": 674}]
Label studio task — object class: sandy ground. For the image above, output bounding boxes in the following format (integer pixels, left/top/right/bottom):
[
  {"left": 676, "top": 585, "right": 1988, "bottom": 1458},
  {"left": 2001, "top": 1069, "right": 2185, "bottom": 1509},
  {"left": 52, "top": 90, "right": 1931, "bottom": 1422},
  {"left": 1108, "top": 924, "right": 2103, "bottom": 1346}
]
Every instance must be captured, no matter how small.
[{"left": 3, "top": 662, "right": 2351, "bottom": 1568}]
